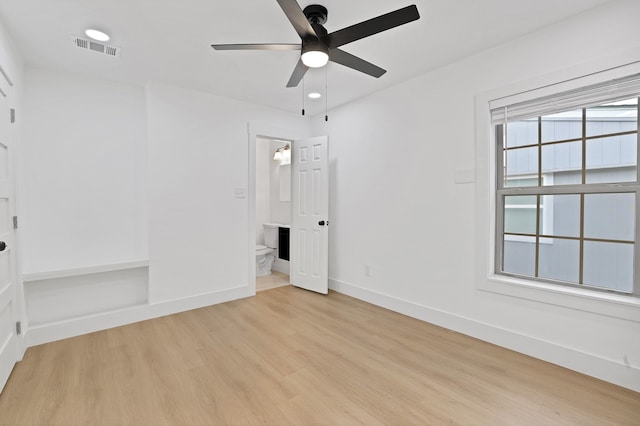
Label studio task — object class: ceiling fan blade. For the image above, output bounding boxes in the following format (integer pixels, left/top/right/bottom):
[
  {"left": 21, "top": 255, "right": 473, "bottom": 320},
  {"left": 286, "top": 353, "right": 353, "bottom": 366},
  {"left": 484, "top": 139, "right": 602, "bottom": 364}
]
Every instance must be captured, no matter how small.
[
  {"left": 329, "top": 49, "right": 386, "bottom": 78},
  {"left": 323, "top": 5, "right": 420, "bottom": 49},
  {"left": 286, "top": 58, "right": 309, "bottom": 88},
  {"left": 276, "top": 0, "right": 318, "bottom": 40},
  {"left": 211, "top": 43, "right": 301, "bottom": 51}
]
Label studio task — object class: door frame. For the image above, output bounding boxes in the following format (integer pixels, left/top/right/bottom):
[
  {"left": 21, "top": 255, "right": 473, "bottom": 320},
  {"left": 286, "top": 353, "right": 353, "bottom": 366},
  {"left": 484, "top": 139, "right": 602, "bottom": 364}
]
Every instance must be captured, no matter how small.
[{"left": 247, "top": 123, "right": 308, "bottom": 295}]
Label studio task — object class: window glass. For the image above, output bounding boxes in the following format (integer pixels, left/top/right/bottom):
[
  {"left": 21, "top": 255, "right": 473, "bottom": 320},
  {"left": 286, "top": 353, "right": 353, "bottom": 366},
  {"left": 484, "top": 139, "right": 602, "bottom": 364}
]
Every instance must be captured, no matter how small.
[
  {"left": 506, "top": 120, "right": 538, "bottom": 148},
  {"left": 584, "top": 193, "right": 635, "bottom": 241},
  {"left": 505, "top": 176, "right": 538, "bottom": 188},
  {"left": 541, "top": 109, "right": 582, "bottom": 142},
  {"left": 583, "top": 241, "right": 634, "bottom": 292},
  {"left": 585, "top": 134, "right": 637, "bottom": 184},
  {"left": 541, "top": 141, "right": 582, "bottom": 183},
  {"left": 538, "top": 239, "right": 580, "bottom": 283},
  {"left": 585, "top": 98, "right": 638, "bottom": 138},
  {"left": 504, "top": 195, "right": 537, "bottom": 235},
  {"left": 505, "top": 147, "right": 538, "bottom": 183},
  {"left": 540, "top": 194, "right": 580, "bottom": 237},
  {"left": 503, "top": 236, "right": 536, "bottom": 276}
]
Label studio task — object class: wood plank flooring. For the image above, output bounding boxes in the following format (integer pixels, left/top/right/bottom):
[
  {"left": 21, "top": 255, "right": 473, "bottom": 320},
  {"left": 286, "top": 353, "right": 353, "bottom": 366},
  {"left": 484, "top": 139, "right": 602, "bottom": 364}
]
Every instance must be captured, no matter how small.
[
  {"left": 0, "top": 286, "right": 638, "bottom": 425},
  {"left": 256, "top": 271, "right": 289, "bottom": 292}
]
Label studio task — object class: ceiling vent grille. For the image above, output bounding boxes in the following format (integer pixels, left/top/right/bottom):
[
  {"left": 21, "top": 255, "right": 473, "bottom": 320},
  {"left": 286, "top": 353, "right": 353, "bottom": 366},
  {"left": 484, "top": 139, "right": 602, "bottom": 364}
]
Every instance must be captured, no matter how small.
[{"left": 72, "top": 36, "right": 121, "bottom": 57}]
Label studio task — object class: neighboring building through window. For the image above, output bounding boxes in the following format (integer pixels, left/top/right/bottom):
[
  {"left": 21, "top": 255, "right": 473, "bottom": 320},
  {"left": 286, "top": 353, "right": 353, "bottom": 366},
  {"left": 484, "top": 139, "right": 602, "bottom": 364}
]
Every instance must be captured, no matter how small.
[{"left": 493, "top": 77, "right": 639, "bottom": 295}]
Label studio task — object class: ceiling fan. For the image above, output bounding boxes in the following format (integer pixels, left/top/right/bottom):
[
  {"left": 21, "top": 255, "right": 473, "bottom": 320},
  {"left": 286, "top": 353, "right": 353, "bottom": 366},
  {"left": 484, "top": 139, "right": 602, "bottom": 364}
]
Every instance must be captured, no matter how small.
[{"left": 211, "top": 0, "right": 420, "bottom": 88}]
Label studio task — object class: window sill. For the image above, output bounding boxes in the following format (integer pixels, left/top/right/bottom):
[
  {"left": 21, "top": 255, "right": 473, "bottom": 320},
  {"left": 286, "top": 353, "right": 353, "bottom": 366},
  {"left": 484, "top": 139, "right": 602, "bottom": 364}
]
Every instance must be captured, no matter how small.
[{"left": 479, "top": 275, "right": 640, "bottom": 323}]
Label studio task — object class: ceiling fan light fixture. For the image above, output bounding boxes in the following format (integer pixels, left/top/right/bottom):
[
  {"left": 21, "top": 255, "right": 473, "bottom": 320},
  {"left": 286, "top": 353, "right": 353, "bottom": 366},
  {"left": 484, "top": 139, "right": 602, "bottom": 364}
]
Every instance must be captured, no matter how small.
[
  {"left": 301, "top": 50, "right": 328, "bottom": 68},
  {"left": 301, "top": 43, "right": 329, "bottom": 68}
]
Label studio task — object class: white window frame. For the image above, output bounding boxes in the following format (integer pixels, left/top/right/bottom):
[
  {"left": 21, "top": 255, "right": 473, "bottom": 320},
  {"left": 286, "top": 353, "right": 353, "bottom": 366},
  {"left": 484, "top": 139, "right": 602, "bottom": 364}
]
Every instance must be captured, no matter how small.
[{"left": 474, "top": 58, "right": 640, "bottom": 323}]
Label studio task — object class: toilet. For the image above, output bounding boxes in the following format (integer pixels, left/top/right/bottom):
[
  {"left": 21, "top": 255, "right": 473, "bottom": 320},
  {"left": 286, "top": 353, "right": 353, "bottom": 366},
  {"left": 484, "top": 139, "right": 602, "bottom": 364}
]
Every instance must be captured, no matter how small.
[{"left": 256, "top": 223, "right": 279, "bottom": 276}]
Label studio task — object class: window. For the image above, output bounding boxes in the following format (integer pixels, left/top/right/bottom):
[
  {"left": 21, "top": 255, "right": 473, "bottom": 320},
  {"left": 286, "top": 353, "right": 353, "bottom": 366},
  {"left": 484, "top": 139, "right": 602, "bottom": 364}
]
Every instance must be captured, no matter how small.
[{"left": 493, "top": 75, "right": 640, "bottom": 295}]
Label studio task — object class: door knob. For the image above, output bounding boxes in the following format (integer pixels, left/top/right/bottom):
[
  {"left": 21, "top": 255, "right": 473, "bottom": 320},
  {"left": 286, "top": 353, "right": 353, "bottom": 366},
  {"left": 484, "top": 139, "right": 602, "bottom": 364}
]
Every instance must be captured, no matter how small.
[
  {"left": 318, "top": 220, "right": 325, "bottom": 226},
  {"left": 0, "top": 241, "right": 5, "bottom": 251}
]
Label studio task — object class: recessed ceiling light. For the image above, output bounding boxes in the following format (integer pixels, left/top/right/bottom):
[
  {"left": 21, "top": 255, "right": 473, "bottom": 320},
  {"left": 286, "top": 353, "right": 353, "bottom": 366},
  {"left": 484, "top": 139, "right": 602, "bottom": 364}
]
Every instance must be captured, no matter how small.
[
  {"left": 308, "top": 92, "right": 322, "bottom": 99},
  {"left": 85, "top": 29, "right": 110, "bottom": 42}
]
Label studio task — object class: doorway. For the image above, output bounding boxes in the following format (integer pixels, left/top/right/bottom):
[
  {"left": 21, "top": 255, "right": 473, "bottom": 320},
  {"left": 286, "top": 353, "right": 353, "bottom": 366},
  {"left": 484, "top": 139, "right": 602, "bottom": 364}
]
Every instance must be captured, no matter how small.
[
  {"left": 248, "top": 124, "right": 329, "bottom": 296},
  {"left": 255, "top": 136, "right": 292, "bottom": 292}
]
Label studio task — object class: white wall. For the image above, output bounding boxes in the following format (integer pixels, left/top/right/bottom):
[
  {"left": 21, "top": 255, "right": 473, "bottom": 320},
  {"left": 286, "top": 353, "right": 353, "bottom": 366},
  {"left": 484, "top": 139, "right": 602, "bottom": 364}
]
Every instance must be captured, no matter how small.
[
  {"left": 255, "top": 137, "right": 270, "bottom": 245},
  {"left": 269, "top": 140, "right": 291, "bottom": 226},
  {"left": 0, "top": 19, "right": 22, "bottom": 89},
  {"left": 146, "top": 82, "right": 305, "bottom": 303},
  {"left": 313, "top": 0, "right": 640, "bottom": 391},
  {"left": 18, "top": 68, "right": 149, "bottom": 334},
  {"left": 20, "top": 68, "right": 148, "bottom": 273},
  {"left": 256, "top": 137, "right": 291, "bottom": 244}
]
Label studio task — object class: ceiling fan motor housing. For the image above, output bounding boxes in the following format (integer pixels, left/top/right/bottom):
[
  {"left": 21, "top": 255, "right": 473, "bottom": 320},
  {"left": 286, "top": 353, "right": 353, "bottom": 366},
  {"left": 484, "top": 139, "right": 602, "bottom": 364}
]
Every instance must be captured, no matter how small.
[
  {"left": 301, "top": 39, "right": 328, "bottom": 56},
  {"left": 303, "top": 5, "right": 328, "bottom": 25}
]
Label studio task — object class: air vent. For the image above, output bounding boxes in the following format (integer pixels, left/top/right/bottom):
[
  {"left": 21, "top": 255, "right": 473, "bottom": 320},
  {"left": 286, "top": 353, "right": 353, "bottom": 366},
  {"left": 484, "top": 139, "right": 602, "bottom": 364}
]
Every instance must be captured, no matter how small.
[{"left": 72, "top": 36, "right": 120, "bottom": 57}]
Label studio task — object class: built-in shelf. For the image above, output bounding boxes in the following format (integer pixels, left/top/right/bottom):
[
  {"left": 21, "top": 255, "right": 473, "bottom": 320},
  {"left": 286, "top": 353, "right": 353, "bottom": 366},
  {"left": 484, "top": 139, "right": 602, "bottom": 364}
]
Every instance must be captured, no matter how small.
[{"left": 23, "top": 260, "right": 150, "bottom": 282}]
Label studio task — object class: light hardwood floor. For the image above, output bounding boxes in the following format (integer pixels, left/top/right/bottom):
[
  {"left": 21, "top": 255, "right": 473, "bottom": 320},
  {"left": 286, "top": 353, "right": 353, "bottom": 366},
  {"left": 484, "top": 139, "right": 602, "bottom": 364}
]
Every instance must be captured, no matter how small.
[
  {"left": 256, "top": 271, "right": 289, "bottom": 292},
  {"left": 1, "top": 286, "right": 638, "bottom": 425}
]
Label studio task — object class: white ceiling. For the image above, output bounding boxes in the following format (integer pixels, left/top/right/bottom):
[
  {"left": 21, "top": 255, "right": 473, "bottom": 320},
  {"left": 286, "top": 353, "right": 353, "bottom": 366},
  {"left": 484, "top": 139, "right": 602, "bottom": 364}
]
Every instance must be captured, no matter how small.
[{"left": 0, "top": 0, "right": 610, "bottom": 116}]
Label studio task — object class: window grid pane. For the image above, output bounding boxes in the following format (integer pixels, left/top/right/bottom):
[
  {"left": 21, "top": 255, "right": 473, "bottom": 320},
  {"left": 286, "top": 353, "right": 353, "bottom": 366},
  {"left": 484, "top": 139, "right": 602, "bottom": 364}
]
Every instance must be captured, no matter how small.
[{"left": 497, "top": 96, "right": 639, "bottom": 295}]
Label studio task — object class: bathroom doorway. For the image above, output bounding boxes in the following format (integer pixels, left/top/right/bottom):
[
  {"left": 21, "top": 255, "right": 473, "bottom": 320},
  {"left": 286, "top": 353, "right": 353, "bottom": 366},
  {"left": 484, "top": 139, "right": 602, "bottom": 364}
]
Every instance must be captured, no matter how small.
[
  {"left": 248, "top": 124, "right": 329, "bottom": 295},
  {"left": 254, "top": 136, "right": 292, "bottom": 292}
]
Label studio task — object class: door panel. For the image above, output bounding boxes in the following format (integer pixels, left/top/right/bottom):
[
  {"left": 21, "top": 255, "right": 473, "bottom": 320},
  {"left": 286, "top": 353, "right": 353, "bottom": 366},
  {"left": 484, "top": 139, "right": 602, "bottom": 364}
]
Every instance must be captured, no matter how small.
[
  {"left": 0, "top": 73, "right": 17, "bottom": 394},
  {"left": 291, "top": 136, "right": 328, "bottom": 294}
]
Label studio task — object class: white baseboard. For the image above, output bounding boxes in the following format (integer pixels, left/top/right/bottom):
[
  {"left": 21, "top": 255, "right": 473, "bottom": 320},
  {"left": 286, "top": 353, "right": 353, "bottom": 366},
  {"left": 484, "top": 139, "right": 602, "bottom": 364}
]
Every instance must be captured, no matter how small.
[
  {"left": 26, "top": 285, "right": 252, "bottom": 347},
  {"left": 329, "top": 278, "right": 640, "bottom": 393}
]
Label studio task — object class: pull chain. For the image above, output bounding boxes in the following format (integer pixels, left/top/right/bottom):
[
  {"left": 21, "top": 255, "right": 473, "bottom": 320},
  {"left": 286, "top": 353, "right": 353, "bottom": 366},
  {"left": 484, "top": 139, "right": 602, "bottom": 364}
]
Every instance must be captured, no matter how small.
[
  {"left": 301, "top": 78, "right": 305, "bottom": 116},
  {"left": 324, "top": 67, "right": 328, "bottom": 122}
]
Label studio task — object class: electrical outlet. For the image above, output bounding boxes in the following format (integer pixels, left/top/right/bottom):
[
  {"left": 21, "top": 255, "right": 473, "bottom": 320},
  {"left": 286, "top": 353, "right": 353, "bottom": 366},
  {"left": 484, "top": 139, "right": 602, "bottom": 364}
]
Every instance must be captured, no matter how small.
[
  {"left": 234, "top": 187, "right": 246, "bottom": 198},
  {"left": 364, "top": 265, "right": 371, "bottom": 277}
]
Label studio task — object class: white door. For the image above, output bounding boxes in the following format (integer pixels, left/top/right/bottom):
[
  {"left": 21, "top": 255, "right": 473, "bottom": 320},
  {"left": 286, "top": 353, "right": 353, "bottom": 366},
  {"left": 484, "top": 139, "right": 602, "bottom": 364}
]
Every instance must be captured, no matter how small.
[
  {"left": 290, "top": 136, "right": 329, "bottom": 294},
  {"left": 0, "top": 71, "right": 18, "bottom": 394}
]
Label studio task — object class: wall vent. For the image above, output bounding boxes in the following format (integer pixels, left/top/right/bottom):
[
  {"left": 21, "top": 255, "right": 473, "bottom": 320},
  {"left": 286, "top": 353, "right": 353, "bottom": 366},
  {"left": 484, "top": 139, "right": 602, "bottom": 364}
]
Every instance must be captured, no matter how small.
[{"left": 71, "top": 36, "right": 121, "bottom": 57}]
